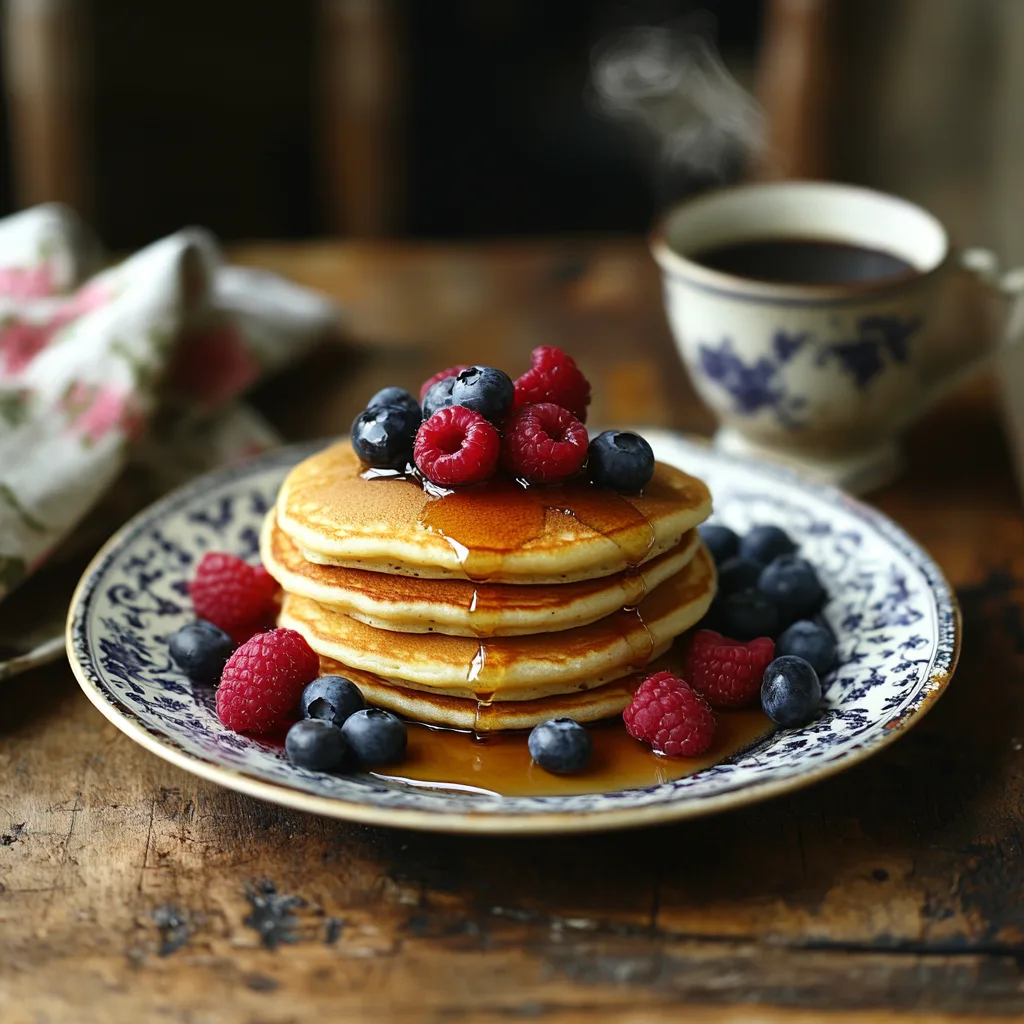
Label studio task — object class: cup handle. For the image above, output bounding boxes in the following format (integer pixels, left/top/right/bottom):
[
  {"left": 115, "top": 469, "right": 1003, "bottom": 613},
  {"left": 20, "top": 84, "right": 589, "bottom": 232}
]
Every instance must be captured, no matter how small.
[
  {"left": 899, "top": 248, "right": 1024, "bottom": 427},
  {"left": 959, "top": 247, "right": 1024, "bottom": 350}
]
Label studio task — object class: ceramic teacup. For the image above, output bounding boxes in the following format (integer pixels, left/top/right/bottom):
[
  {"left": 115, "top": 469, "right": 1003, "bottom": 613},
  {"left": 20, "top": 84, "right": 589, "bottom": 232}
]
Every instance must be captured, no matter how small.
[{"left": 651, "top": 180, "right": 1024, "bottom": 492}]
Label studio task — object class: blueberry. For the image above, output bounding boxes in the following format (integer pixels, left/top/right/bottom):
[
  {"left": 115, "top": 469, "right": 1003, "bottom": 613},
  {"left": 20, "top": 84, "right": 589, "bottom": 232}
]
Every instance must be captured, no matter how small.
[
  {"left": 740, "top": 525, "right": 797, "bottom": 565},
  {"left": 776, "top": 620, "right": 837, "bottom": 675},
  {"left": 422, "top": 376, "right": 456, "bottom": 418},
  {"left": 528, "top": 718, "right": 593, "bottom": 774},
  {"left": 351, "top": 403, "right": 419, "bottom": 469},
  {"left": 588, "top": 430, "right": 655, "bottom": 492},
  {"left": 718, "top": 588, "right": 779, "bottom": 640},
  {"left": 368, "top": 386, "right": 420, "bottom": 420},
  {"left": 450, "top": 366, "right": 514, "bottom": 422},
  {"left": 168, "top": 620, "right": 235, "bottom": 683},
  {"left": 342, "top": 708, "right": 407, "bottom": 767},
  {"left": 761, "top": 655, "right": 821, "bottom": 727},
  {"left": 285, "top": 719, "right": 354, "bottom": 771},
  {"left": 717, "top": 557, "right": 764, "bottom": 597},
  {"left": 758, "top": 555, "right": 826, "bottom": 623},
  {"left": 699, "top": 524, "right": 739, "bottom": 566},
  {"left": 301, "top": 675, "right": 367, "bottom": 727}
]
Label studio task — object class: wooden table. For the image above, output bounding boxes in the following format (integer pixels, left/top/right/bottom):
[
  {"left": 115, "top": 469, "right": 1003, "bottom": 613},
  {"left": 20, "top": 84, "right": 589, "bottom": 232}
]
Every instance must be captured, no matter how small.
[{"left": 2, "top": 240, "right": 1022, "bottom": 1023}]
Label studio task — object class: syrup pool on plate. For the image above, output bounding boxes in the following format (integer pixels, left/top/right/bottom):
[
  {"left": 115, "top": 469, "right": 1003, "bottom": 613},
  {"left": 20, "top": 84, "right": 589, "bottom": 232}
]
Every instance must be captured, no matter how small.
[{"left": 372, "top": 711, "right": 775, "bottom": 798}]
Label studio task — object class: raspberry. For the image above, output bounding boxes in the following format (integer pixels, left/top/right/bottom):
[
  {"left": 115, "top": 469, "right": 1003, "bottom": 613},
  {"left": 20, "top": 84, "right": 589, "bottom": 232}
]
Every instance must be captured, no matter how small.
[
  {"left": 190, "top": 553, "right": 278, "bottom": 632},
  {"left": 413, "top": 405, "right": 500, "bottom": 486},
  {"left": 623, "top": 670, "right": 717, "bottom": 757},
  {"left": 216, "top": 627, "right": 320, "bottom": 734},
  {"left": 502, "top": 402, "right": 588, "bottom": 484},
  {"left": 419, "top": 364, "right": 469, "bottom": 402},
  {"left": 513, "top": 346, "right": 591, "bottom": 422},
  {"left": 685, "top": 629, "right": 775, "bottom": 708}
]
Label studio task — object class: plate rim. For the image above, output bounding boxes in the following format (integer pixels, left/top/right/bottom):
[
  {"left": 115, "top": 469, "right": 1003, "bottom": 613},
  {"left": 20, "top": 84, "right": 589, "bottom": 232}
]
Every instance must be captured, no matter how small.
[{"left": 65, "top": 438, "right": 962, "bottom": 835}]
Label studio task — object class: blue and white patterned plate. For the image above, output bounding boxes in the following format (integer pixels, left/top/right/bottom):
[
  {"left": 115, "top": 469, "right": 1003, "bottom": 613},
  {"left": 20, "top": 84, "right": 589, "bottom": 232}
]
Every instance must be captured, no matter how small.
[{"left": 66, "top": 432, "right": 960, "bottom": 834}]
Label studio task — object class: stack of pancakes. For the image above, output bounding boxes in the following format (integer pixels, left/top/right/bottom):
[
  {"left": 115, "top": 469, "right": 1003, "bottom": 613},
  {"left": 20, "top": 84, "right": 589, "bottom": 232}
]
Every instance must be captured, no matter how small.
[{"left": 263, "top": 442, "right": 717, "bottom": 731}]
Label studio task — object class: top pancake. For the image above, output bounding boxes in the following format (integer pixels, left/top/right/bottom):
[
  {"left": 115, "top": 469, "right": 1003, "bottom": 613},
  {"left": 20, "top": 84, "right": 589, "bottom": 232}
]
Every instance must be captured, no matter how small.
[{"left": 276, "top": 443, "right": 712, "bottom": 584}]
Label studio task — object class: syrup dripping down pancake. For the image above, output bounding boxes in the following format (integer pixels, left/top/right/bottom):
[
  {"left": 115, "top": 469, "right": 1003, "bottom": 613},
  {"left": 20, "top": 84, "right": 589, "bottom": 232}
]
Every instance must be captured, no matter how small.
[
  {"left": 279, "top": 544, "right": 717, "bottom": 701},
  {"left": 315, "top": 649, "right": 687, "bottom": 731},
  {"left": 263, "top": 512, "right": 700, "bottom": 637}
]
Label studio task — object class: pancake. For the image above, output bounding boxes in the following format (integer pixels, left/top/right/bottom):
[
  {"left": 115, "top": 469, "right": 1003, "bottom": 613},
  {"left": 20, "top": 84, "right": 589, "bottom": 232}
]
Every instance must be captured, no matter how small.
[
  {"left": 276, "top": 443, "right": 712, "bottom": 584},
  {"left": 279, "top": 543, "right": 716, "bottom": 701},
  {"left": 318, "top": 654, "right": 648, "bottom": 731},
  {"left": 263, "top": 512, "right": 701, "bottom": 636}
]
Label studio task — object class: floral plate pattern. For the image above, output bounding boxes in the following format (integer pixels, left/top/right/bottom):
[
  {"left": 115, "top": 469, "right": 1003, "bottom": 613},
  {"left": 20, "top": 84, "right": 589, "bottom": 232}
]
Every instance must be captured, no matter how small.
[{"left": 66, "top": 432, "right": 960, "bottom": 834}]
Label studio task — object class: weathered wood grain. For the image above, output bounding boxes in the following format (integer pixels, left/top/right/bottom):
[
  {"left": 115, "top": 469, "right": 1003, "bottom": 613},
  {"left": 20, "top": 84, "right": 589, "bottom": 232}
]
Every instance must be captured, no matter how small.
[{"left": 2, "top": 241, "right": 1022, "bottom": 1022}]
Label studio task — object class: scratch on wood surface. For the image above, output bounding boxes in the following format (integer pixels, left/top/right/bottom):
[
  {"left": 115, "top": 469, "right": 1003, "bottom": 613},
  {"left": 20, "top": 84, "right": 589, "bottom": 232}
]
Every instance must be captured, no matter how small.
[
  {"left": 649, "top": 879, "right": 662, "bottom": 934},
  {"left": 137, "top": 798, "right": 156, "bottom": 894},
  {"left": 44, "top": 793, "right": 82, "bottom": 909}
]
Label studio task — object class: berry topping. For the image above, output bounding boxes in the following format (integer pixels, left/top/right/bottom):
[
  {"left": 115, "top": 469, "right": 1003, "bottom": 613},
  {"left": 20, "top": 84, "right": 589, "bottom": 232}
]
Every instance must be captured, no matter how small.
[
  {"left": 513, "top": 345, "right": 591, "bottom": 421},
  {"left": 216, "top": 627, "right": 320, "bottom": 735},
  {"left": 450, "top": 365, "right": 515, "bottom": 422},
  {"left": 776, "top": 620, "right": 837, "bottom": 675},
  {"left": 698, "top": 523, "right": 740, "bottom": 566},
  {"left": 422, "top": 376, "right": 457, "bottom": 418},
  {"left": 351, "top": 403, "right": 420, "bottom": 469},
  {"left": 685, "top": 629, "right": 776, "bottom": 708},
  {"left": 419, "top": 364, "right": 469, "bottom": 403},
  {"left": 502, "top": 402, "right": 588, "bottom": 484},
  {"left": 301, "top": 675, "right": 367, "bottom": 727},
  {"left": 740, "top": 525, "right": 796, "bottom": 565},
  {"left": 717, "top": 557, "right": 764, "bottom": 597},
  {"left": 414, "top": 405, "right": 500, "bottom": 486},
  {"left": 169, "top": 620, "right": 236, "bottom": 684},
  {"left": 190, "top": 553, "right": 278, "bottom": 633},
  {"left": 528, "top": 718, "right": 594, "bottom": 774},
  {"left": 717, "top": 589, "right": 780, "bottom": 641},
  {"left": 623, "top": 670, "right": 717, "bottom": 757},
  {"left": 285, "top": 719, "right": 355, "bottom": 772},
  {"left": 761, "top": 655, "right": 822, "bottom": 727},
  {"left": 342, "top": 708, "right": 408, "bottom": 766},
  {"left": 587, "top": 430, "right": 655, "bottom": 493},
  {"left": 758, "top": 555, "right": 826, "bottom": 623},
  {"left": 367, "top": 386, "right": 420, "bottom": 420}
]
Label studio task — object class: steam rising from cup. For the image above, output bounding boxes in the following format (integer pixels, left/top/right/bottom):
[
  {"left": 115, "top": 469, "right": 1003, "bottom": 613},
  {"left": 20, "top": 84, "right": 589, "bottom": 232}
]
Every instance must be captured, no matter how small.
[{"left": 589, "top": 19, "right": 765, "bottom": 200}]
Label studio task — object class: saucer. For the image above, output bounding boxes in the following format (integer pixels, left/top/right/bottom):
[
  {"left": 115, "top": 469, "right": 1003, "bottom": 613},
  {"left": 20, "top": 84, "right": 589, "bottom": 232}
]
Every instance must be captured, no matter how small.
[{"left": 66, "top": 432, "right": 960, "bottom": 834}]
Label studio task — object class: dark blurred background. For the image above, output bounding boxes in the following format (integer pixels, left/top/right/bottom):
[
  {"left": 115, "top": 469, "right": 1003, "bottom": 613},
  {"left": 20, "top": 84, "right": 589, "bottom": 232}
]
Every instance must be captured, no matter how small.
[
  {"left": 0, "top": 0, "right": 1016, "bottom": 254},
  {"left": 0, "top": 0, "right": 764, "bottom": 247}
]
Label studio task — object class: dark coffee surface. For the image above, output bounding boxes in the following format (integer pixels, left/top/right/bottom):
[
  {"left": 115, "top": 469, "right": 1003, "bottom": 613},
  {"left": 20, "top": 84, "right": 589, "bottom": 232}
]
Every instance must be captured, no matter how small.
[{"left": 691, "top": 237, "right": 916, "bottom": 285}]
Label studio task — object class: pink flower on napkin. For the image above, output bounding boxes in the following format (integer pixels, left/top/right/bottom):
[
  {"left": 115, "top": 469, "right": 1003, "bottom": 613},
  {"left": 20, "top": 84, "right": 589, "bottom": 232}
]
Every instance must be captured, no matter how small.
[
  {"left": 0, "top": 283, "right": 112, "bottom": 376},
  {"left": 0, "top": 264, "right": 54, "bottom": 299},
  {"left": 59, "top": 282, "right": 112, "bottom": 319},
  {"left": 62, "top": 382, "right": 143, "bottom": 443},
  {"left": 171, "top": 324, "right": 259, "bottom": 405},
  {"left": 0, "top": 320, "right": 50, "bottom": 373}
]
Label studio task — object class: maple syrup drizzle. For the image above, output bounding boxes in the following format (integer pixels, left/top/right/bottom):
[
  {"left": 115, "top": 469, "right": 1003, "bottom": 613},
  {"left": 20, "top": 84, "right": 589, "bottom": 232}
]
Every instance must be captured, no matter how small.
[
  {"left": 417, "top": 478, "right": 657, "bottom": 583},
  {"left": 372, "top": 711, "right": 775, "bottom": 798}
]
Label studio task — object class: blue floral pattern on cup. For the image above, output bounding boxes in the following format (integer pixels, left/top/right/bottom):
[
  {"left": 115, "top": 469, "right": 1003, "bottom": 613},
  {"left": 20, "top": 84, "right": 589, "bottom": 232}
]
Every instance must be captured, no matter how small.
[
  {"left": 698, "top": 315, "right": 923, "bottom": 426},
  {"left": 67, "top": 435, "right": 959, "bottom": 826}
]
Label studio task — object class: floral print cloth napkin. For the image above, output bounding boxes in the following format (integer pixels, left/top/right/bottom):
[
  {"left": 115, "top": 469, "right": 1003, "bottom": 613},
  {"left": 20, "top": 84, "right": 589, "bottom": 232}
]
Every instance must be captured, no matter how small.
[{"left": 0, "top": 204, "right": 339, "bottom": 604}]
